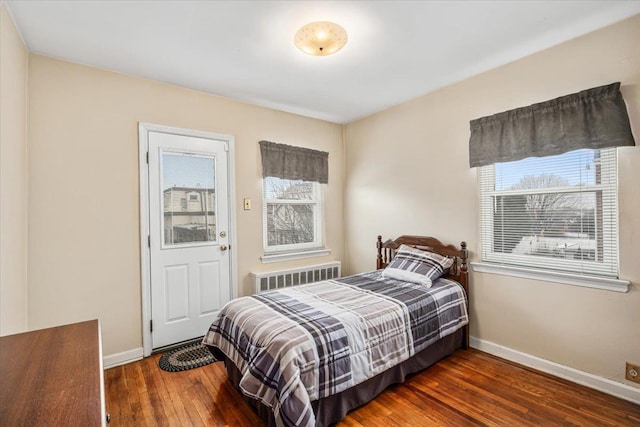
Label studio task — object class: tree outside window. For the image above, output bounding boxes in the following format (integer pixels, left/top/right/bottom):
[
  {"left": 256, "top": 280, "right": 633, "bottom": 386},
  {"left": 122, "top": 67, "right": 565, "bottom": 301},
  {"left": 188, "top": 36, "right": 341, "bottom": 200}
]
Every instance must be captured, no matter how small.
[
  {"left": 263, "top": 177, "right": 322, "bottom": 253},
  {"left": 480, "top": 148, "right": 618, "bottom": 277}
]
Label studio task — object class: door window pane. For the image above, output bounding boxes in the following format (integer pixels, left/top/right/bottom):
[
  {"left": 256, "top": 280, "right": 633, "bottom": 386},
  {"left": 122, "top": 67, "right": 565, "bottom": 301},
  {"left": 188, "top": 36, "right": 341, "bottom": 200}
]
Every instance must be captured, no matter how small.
[{"left": 161, "top": 152, "right": 216, "bottom": 246}]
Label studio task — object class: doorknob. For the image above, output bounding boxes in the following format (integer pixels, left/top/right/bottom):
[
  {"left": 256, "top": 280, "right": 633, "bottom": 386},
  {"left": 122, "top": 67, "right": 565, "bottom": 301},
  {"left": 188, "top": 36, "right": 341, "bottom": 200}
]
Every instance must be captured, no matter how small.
[{"left": 220, "top": 245, "right": 228, "bottom": 251}]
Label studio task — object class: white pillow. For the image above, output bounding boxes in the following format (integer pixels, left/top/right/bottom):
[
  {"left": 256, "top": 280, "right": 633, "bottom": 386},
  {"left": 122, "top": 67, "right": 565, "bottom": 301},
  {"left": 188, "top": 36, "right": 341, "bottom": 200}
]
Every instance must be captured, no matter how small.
[{"left": 381, "top": 244, "right": 454, "bottom": 287}]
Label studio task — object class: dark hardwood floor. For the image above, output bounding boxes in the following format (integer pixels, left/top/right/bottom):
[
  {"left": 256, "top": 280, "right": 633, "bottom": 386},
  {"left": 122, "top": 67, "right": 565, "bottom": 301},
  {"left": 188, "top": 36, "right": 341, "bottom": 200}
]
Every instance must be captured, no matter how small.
[{"left": 105, "top": 348, "right": 640, "bottom": 426}]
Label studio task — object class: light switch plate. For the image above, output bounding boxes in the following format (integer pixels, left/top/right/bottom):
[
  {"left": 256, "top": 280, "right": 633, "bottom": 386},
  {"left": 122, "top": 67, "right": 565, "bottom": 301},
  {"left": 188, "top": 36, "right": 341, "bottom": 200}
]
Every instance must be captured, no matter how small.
[{"left": 243, "top": 198, "right": 251, "bottom": 210}]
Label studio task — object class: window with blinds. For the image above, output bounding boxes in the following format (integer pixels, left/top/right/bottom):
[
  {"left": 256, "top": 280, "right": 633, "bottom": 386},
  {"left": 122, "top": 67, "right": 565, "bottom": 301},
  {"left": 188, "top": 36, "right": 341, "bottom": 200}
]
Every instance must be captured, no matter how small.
[
  {"left": 479, "top": 148, "right": 619, "bottom": 278},
  {"left": 263, "top": 177, "right": 323, "bottom": 253}
]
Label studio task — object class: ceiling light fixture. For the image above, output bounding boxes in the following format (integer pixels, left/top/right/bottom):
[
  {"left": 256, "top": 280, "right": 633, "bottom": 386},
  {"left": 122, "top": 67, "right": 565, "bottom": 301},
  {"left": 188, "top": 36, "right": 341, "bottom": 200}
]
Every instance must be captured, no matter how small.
[{"left": 294, "top": 21, "right": 348, "bottom": 56}]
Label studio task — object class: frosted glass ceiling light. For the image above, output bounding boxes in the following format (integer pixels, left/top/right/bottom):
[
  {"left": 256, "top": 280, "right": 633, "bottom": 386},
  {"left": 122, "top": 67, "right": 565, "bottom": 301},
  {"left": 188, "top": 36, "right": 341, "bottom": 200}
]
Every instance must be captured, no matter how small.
[{"left": 294, "top": 21, "right": 348, "bottom": 56}]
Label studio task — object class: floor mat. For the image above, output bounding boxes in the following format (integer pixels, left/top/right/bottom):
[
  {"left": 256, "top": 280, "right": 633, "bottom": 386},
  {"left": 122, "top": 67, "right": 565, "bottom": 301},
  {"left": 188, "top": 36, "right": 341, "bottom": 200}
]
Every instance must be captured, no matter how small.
[{"left": 158, "top": 342, "right": 216, "bottom": 372}]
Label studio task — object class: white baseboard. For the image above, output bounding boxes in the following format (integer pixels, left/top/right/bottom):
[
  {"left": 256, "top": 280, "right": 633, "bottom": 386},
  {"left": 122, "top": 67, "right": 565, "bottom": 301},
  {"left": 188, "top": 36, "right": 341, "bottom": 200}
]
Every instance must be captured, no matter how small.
[
  {"left": 103, "top": 347, "right": 144, "bottom": 369},
  {"left": 470, "top": 336, "right": 640, "bottom": 405}
]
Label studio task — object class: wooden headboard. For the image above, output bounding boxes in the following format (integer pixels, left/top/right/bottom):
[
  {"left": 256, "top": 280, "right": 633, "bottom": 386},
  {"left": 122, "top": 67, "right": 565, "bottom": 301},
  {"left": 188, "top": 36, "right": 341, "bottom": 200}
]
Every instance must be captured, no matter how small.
[{"left": 376, "top": 235, "right": 469, "bottom": 349}]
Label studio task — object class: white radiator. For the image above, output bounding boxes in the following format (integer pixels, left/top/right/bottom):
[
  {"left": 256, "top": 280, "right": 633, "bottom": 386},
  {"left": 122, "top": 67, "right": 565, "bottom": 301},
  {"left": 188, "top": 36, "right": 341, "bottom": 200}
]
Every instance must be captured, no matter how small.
[{"left": 251, "top": 261, "right": 341, "bottom": 294}]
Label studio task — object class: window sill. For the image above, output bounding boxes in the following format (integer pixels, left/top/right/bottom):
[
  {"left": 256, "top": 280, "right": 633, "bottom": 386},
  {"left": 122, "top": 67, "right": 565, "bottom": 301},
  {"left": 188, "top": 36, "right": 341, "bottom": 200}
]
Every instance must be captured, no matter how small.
[
  {"left": 261, "top": 248, "right": 331, "bottom": 264},
  {"left": 471, "top": 262, "right": 630, "bottom": 293}
]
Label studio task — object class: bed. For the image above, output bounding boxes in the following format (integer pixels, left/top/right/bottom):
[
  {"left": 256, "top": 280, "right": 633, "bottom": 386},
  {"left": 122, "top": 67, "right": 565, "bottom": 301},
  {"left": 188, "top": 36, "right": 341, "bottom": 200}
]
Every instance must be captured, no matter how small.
[{"left": 203, "top": 235, "right": 469, "bottom": 427}]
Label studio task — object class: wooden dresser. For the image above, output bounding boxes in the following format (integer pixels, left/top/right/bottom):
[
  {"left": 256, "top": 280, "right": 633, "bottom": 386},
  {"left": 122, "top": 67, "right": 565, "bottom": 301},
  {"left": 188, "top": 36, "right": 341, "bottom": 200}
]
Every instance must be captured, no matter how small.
[{"left": 0, "top": 320, "right": 107, "bottom": 426}]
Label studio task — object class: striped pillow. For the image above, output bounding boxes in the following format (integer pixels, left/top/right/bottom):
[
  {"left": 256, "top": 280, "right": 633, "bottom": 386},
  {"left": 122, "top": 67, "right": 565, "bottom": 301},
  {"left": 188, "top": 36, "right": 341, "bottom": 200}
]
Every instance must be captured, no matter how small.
[{"left": 382, "top": 244, "right": 454, "bottom": 287}]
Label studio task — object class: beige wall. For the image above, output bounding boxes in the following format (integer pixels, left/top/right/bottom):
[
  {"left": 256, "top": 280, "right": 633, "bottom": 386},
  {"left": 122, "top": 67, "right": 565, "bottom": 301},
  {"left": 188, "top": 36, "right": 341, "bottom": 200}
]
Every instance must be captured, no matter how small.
[
  {"left": 0, "top": 4, "right": 29, "bottom": 335},
  {"left": 7, "top": 3, "right": 638, "bottom": 390},
  {"left": 26, "top": 55, "right": 344, "bottom": 355},
  {"left": 345, "top": 15, "right": 639, "bottom": 386}
]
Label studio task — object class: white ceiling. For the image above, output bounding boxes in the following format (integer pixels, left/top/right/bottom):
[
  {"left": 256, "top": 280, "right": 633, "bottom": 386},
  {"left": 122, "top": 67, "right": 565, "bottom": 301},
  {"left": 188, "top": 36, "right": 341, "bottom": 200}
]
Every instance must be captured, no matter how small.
[{"left": 6, "top": 1, "right": 640, "bottom": 124}]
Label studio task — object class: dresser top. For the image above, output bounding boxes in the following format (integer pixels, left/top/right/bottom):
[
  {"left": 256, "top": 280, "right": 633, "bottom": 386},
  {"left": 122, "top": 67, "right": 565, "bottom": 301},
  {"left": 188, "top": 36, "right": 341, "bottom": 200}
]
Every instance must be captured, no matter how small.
[{"left": 0, "top": 319, "right": 103, "bottom": 426}]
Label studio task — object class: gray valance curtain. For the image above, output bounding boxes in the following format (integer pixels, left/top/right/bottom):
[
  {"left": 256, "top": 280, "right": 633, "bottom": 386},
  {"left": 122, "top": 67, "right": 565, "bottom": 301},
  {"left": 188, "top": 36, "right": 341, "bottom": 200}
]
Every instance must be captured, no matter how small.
[
  {"left": 468, "top": 82, "right": 636, "bottom": 168},
  {"left": 259, "top": 140, "right": 329, "bottom": 184}
]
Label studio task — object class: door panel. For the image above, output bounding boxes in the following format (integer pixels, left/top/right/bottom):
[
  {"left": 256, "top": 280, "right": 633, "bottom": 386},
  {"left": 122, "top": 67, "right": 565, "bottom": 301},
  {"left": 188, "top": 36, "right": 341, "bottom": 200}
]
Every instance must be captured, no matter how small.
[
  {"left": 198, "top": 262, "right": 220, "bottom": 315},
  {"left": 148, "top": 131, "right": 230, "bottom": 349},
  {"left": 164, "top": 265, "right": 189, "bottom": 322}
]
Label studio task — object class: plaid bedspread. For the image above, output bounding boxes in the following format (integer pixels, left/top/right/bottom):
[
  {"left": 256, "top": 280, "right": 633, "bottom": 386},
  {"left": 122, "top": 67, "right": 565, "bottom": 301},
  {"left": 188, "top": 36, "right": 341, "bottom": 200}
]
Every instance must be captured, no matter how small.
[{"left": 203, "top": 270, "right": 468, "bottom": 427}]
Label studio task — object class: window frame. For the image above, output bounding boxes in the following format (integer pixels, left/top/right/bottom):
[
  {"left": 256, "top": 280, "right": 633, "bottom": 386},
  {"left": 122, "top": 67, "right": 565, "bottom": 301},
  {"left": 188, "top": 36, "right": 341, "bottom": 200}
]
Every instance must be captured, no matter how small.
[
  {"left": 262, "top": 177, "right": 324, "bottom": 256},
  {"left": 477, "top": 147, "right": 621, "bottom": 281}
]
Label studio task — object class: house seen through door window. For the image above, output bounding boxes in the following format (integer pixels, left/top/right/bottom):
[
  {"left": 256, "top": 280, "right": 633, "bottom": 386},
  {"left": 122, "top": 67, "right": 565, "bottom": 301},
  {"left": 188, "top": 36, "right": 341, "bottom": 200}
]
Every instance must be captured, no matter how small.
[{"left": 161, "top": 152, "right": 216, "bottom": 246}]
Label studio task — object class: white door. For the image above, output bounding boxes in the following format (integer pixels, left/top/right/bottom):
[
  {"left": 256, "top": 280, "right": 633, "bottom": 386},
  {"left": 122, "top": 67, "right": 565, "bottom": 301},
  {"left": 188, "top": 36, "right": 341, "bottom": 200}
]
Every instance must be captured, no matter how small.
[{"left": 147, "top": 130, "right": 231, "bottom": 349}]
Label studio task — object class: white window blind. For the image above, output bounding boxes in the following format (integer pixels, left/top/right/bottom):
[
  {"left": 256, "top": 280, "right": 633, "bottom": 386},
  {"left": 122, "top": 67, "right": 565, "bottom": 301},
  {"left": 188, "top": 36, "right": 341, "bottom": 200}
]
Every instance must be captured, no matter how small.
[
  {"left": 479, "top": 148, "right": 619, "bottom": 278},
  {"left": 263, "top": 177, "right": 323, "bottom": 253}
]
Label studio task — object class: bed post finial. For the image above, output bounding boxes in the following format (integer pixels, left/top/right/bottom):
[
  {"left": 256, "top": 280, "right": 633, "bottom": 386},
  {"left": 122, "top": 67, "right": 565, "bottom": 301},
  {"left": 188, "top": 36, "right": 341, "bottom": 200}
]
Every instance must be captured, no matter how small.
[
  {"left": 376, "top": 236, "right": 383, "bottom": 270},
  {"left": 459, "top": 241, "right": 469, "bottom": 350},
  {"left": 460, "top": 241, "right": 468, "bottom": 273}
]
